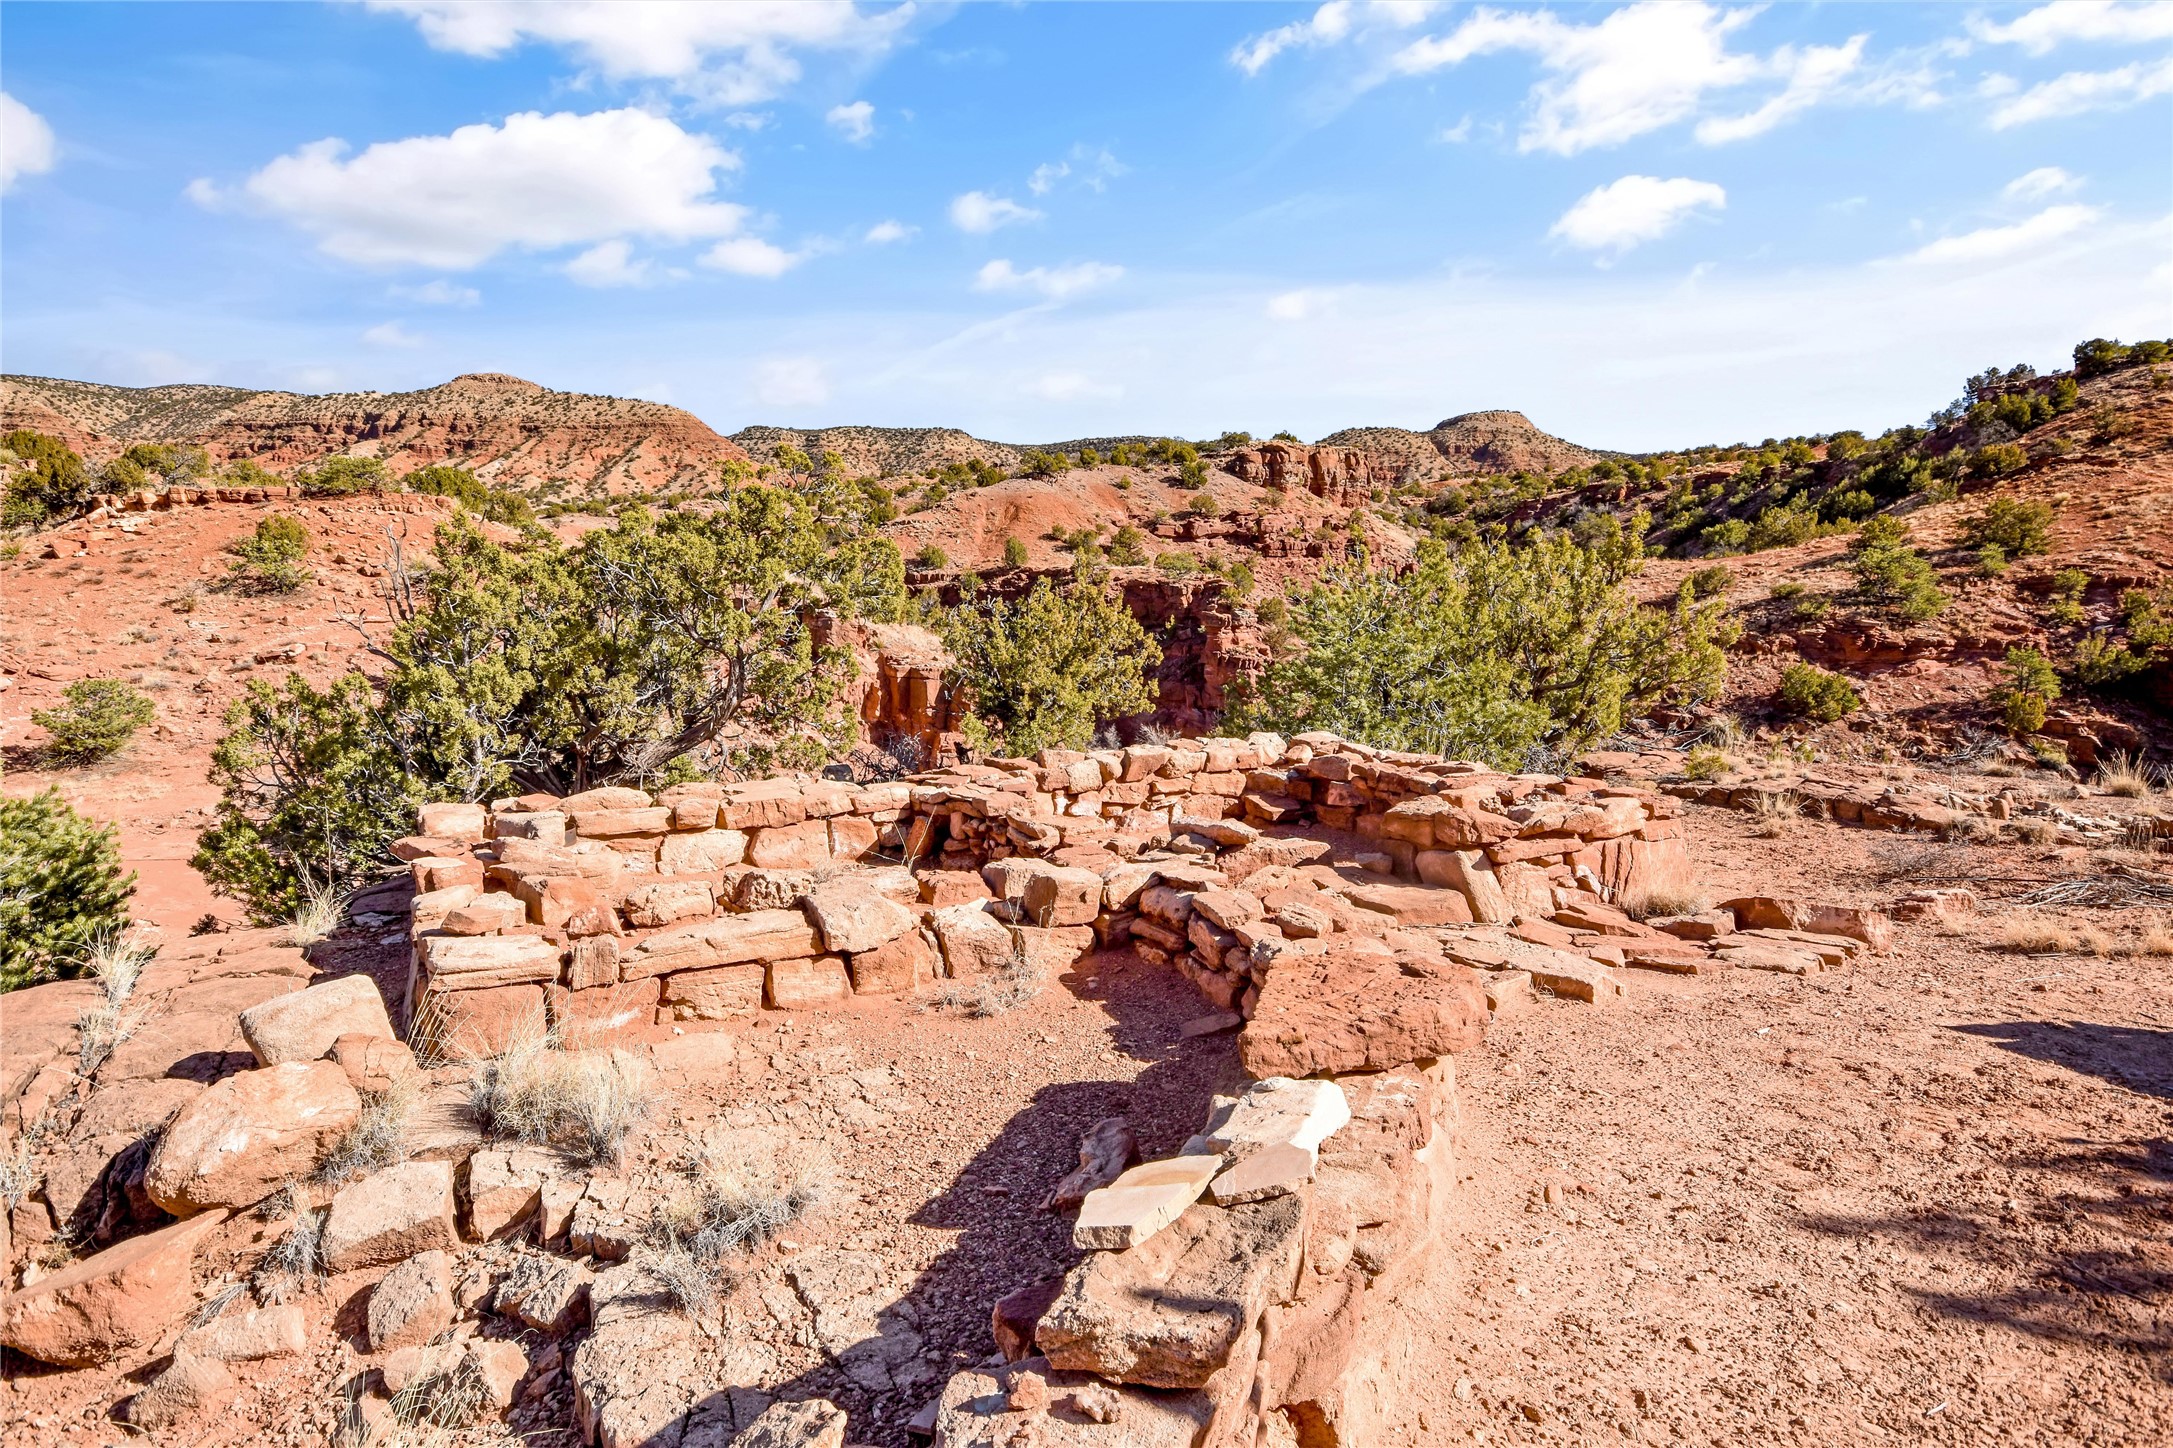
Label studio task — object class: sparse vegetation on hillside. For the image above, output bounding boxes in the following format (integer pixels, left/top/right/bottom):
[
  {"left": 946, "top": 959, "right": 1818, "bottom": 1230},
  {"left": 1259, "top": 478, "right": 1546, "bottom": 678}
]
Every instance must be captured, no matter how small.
[
  {"left": 2, "top": 428, "right": 93, "bottom": 526},
  {"left": 32, "top": 678, "right": 156, "bottom": 765},
  {"left": 1776, "top": 663, "right": 1861, "bottom": 723},
  {"left": 196, "top": 483, "right": 905, "bottom": 915},
  {"left": 1232, "top": 514, "right": 1733, "bottom": 768},
  {"left": 1960, "top": 497, "right": 2054, "bottom": 558},
  {"left": 403, "top": 463, "right": 534, "bottom": 526},
  {"left": 1, "top": 789, "right": 135, "bottom": 992},
  {"left": 1848, "top": 517, "right": 1947, "bottom": 622},
  {"left": 226, "top": 513, "right": 313, "bottom": 593},
  {"left": 295, "top": 455, "right": 390, "bottom": 497},
  {"left": 1994, "top": 646, "right": 2061, "bottom": 734},
  {"left": 938, "top": 578, "right": 1161, "bottom": 756}
]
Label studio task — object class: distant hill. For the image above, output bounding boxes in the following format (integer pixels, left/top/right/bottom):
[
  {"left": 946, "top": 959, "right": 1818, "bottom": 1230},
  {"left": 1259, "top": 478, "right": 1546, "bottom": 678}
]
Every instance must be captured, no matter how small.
[
  {"left": 0, "top": 373, "right": 750, "bottom": 493},
  {"left": 1319, "top": 409, "right": 1608, "bottom": 482}
]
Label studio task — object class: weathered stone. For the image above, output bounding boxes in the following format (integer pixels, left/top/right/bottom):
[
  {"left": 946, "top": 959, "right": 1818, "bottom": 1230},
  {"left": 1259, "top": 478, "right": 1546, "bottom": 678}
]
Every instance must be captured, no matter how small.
[
  {"left": 659, "top": 963, "right": 766, "bottom": 1020},
  {"left": 620, "top": 879, "right": 717, "bottom": 928},
  {"left": 848, "top": 930, "right": 935, "bottom": 995},
  {"left": 1207, "top": 1141, "right": 1321, "bottom": 1205},
  {"left": 128, "top": 1351, "right": 236, "bottom": 1428},
  {"left": 747, "top": 820, "right": 832, "bottom": 870},
  {"left": 1239, "top": 944, "right": 1487, "bottom": 1078},
  {"left": 1021, "top": 866, "right": 1102, "bottom": 927},
  {"left": 1041, "top": 1117, "right": 1139, "bottom": 1211},
  {"left": 412, "top": 982, "right": 545, "bottom": 1058},
  {"left": 992, "top": 1276, "right": 1065, "bottom": 1361},
  {"left": 0, "top": 1210, "right": 227, "bottom": 1366},
  {"left": 419, "top": 934, "right": 565, "bottom": 990},
  {"left": 625, "top": 909, "right": 823, "bottom": 979},
  {"left": 931, "top": 1361, "right": 1212, "bottom": 1446},
  {"left": 1072, "top": 1153, "right": 1222, "bottom": 1251},
  {"left": 494, "top": 1250, "right": 594, "bottom": 1334},
  {"left": 322, "top": 1159, "right": 460, "bottom": 1271},
  {"left": 659, "top": 828, "right": 749, "bottom": 874},
  {"left": 930, "top": 903, "right": 1016, "bottom": 979},
  {"left": 146, "top": 1062, "right": 361, "bottom": 1213},
  {"left": 519, "top": 875, "right": 621, "bottom": 936},
  {"left": 1203, "top": 1076, "right": 1350, "bottom": 1165},
  {"left": 442, "top": 893, "right": 529, "bottom": 936},
  {"left": 571, "top": 807, "right": 673, "bottom": 839},
  {"left": 384, "top": 1337, "right": 527, "bottom": 1415},
  {"left": 1337, "top": 881, "right": 1475, "bottom": 927},
  {"left": 562, "top": 786, "right": 652, "bottom": 814},
  {"left": 369, "top": 1249, "right": 455, "bottom": 1352},
  {"left": 493, "top": 809, "right": 568, "bottom": 843},
  {"left": 1042, "top": 1194, "right": 1305, "bottom": 1389},
  {"left": 802, "top": 880, "right": 916, "bottom": 953},
  {"left": 412, "top": 883, "right": 483, "bottom": 932},
  {"left": 568, "top": 934, "right": 621, "bottom": 989},
  {"left": 1715, "top": 940, "right": 1826, "bottom": 975},
  {"left": 728, "top": 1399, "right": 847, "bottom": 1448},
  {"left": 177, "top": 1304, "right": 305, "bottom": 1362},
  {"left": 466, "top": 1147, "right": 567, "bottom": 1239},
  {"left": 1721, "top": 896, "right": 1893, "bottom": 952},
  {"left": 767, "top": 956, "right": 852, "bottom": 1008},
  {"left": 1414, "top": 850, "right": 1513, "bottom": 923},
  {"left": 418, "top": 802, "right": 489, "bottom": 840},
  {"left": 720, "top": 778, "right": 811, "bottom": 830},
  {"left": 238, "top": 974, "right": 394, "bottom": 1065},
  {"left": 827, "top": 815, "right": 880, "bottom": 861}
]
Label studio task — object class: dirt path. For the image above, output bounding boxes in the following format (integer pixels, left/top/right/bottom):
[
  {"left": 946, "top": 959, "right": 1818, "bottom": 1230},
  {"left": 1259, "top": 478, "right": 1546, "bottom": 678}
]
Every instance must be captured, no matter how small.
[{"left": 1394, "top": 807, "right": 2172, "bottom": 1445}]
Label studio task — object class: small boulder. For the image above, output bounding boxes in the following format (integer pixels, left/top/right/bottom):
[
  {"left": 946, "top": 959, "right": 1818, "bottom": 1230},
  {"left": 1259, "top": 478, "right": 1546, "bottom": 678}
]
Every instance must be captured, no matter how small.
[
  {"left": 801, "top": 880, "right": 916, "bottom": 954},
  {"left": 729, "top": 1398, "right": 848, "bottom": 1448},
  {"left": 0, "top": 1210, "right": 227, "bottom": 1366},
  {"left": 146, "top": 1063, "right": 362, "bottom": 1214},
  {"left": 321, "top": 1159, "right": 459, "bottom": 1272},
  {"left": 239, "top": 976, "right": 395, "bottom": 1066},
  {"left": 1072, "top": 1154, "right": 1222, "bottom": 1252},
  {"left": 127, "top": 1352, "right": 236, "bottom": 1429},
  {"left": 177, "top": 1304, "right": 306, "bottom": 1362},
  {"left": 368, "top": 1249, "right": 455, "bottom": 1352},
  {"left": 1041, "top": 1117, "right": 1138, "bottom": 1212}
]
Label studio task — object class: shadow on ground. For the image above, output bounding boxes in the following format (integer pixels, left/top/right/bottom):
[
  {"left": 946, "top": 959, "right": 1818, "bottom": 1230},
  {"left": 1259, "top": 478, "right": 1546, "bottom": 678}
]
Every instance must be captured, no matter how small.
[{"left": 1950, "top": 1019, "right": 2173, "bottom": 1099}]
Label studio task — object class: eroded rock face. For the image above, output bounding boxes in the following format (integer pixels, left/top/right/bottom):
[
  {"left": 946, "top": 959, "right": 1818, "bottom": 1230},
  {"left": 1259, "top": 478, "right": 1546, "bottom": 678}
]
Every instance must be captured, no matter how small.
[
  {"left": 1238, "top": 943, "right": 1488, "bottom": 1078},
  {"left": 145, "top": 1062, "right": 361, "bottom": 1214},
  {"left": 1040, "top": 1194, "right": 1307, "bottom": 1390},
  {"left": 0, "top": 1210, "right": 227, "bottom": 1366}
]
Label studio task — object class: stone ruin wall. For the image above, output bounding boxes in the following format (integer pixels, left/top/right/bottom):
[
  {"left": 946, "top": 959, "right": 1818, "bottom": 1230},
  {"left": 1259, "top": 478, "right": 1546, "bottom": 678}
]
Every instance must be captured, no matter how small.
[{"left": 390, "top": 731, "right": 1828, "bottom": 1446}]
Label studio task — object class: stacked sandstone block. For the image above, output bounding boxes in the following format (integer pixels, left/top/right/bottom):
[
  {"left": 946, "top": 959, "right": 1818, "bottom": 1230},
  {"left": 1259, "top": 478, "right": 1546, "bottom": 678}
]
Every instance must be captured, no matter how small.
[{"left": 397, "top": 730, "right": 1714, "bottom": 1057}]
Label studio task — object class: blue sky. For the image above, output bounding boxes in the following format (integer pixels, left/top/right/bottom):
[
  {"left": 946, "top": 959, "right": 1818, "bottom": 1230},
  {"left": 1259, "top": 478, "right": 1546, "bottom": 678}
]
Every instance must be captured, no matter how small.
[{"left": 2, "top": 1, "right": 2169, "bottom": 450}]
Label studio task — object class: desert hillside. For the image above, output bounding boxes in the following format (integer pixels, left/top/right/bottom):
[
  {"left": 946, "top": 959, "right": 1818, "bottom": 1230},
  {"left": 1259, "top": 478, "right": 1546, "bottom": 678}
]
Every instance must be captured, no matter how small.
[{"left": 0, "top": 373, "right": 752, "bottom": 495}]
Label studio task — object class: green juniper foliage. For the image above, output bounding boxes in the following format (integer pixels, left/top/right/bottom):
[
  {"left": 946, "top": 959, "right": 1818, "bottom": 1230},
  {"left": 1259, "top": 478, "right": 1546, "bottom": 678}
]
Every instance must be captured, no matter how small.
[
  {"left": 1231, "top": 514, "right": 1733, "bottom": 767},
  {"left": 938, "top": 578, "right": 1160, "bottom": 757},
  {"left": 33, "top": 679, "right": 157, "bottom": 765},
  {"left": 2, "top": 790, "right": 135, "bottom": 992}
]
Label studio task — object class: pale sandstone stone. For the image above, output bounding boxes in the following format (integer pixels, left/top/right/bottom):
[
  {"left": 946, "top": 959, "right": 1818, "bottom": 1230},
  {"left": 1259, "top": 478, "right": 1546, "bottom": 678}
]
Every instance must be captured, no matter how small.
[
  {"left": 1072, "top": 1153, "right": 1222, "bottom": 1251},
  {"left": 239, "top": 974, "right": 394, "bottom": 1065}
]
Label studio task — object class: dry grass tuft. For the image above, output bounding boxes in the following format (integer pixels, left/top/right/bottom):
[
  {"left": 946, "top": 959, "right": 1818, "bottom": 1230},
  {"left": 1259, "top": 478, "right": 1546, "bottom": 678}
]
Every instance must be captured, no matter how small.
[
  {"left": 1746, "top": 790, "right": 1801, "bottom": 837},
  {"left": 252, "top": 1205, "right": 328, "bottom": 1304},
  {"left": 1998, "top": 913, "right": 2078, "bottom": 955},
  {"left": 313, "top": 1082, "right": 413, "bottom": 1186},
  {"left": 287, "top": 878, "right": 349, "bottom": 948},
  {"left": 927, "top": 939, "right": 1046, "bottom": 1017},
  {"left": 388, "top": 1352, "right": 496, "bottom": 1432},
  {"left": 640, "top": 1143, "right": 831, "bottom": 1317},
  {"left": 2007, "top": 818, "right": 2060, "bottom": 847},
  {"left": 2095, "top": 751, "right": 2156, "bottom": 799},
  {"left": 0, "top": 1137, "right": 38, "bottom": 1211},
  {"left": 469, "top": 1016, "right": 653, "bottom": 1167},
  {"left": 1620, "top": 884, "right": 1712, "bottom": 921},
  {"left": 75, "top": 928, "right": 154, "bottom": 1078},
  {"left": 2135, "top": 925, "right": 2173, "bottom": 957}
]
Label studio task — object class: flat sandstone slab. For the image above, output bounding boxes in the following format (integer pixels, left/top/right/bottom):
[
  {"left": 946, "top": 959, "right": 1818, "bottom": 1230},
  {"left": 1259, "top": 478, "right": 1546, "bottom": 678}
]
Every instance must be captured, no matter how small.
[{"left": 1072, "top": 1154, "right": 1223, "bottom": 1251}]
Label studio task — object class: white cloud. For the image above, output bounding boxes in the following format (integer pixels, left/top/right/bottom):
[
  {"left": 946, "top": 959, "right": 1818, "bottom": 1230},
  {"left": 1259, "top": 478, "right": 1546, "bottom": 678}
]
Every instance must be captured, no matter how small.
[
  {"left": 973, "top": 259, "right": 1124, "bottom": 300},
  {"left": 1027, "top": 145, "right": 1126, "bottom": 197},
  {"left": 1988, "top": 56, "right": 2173, "bottom": 127},
  {"left": 2004, "top": 166, "right": 2082, "bottom": 200},
  {"left": 1027, "top": 372, "right": 1122, "bottom": 402},
  {"left": 1900, "top": 204, "right": 2101, "bottom": 265},
  {"left": 1549, "top": 175, "right": 1726, "bottom": 254},
  {"left": 700, "top": 236, "right": 804, "bottom": 278},
  {"left": 864, "top": 219, "right": 915, "bottom": 245},
  {"left": 1435, "top": 116, "right": 1473, "bottom": 143},
  {"left": 1695, "top": 36, "right": 1866, "bottom": 144},
  {"left": 1027, "top": 161, "right": 1067, "bottom": 196},
  {"left": 753, "top": 356, "right": 829, "bottom": 407},
  {"left": 1266, "top": 290, "right": 1323, "bottom": 321},
  {"left": 390, "top": 279, "right": 482, "bottom": 306},
  {"left": 825, "top": 100, "right": 875, "bottom": 143},
  {"left": 1969, "top": 2, "right": 2173, "bottom": 56},
  {"left": 198, "top": 108, "right": 747, "bottom": 269},
  {"left": 1, "top": 91, "right": 57, "bottom": 192},
  {"left": 723, "top": 110, "right": 772, "bottom": 130},
  {"left": 366, "top": 0, "right": 914, "bottom": 106},
  {"left": 1231, "top": 1, "right": 1440, "bottom": 75},
  {"left": 565, "top": 239, "right": 656, "bottom": 287},
  {"left": 362, "top": 321, "right": 427, "bottom": 348},
  {"left": 949, "top": 190, "right": 1042, "bottom": 233}
]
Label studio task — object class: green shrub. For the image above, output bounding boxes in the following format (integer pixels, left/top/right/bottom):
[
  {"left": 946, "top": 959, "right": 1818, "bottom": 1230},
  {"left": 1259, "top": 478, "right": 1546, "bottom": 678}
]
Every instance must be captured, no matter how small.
[
  {"left": 227, "top": 514, "right": 313, "bottom": 594},
  {"left": 1229, "top": 514, "right": 1733, "bottom": 768},
  {"left": 1687, "top": 565, "right": 1733, "bottom": 599},
  {"left": 1793, "top": 594, "right": 1832, "bottom": 621},
  {"left": 403, "top": 465, "right": 533, "bottom": 526},
  {"left": 1967, "top": 443, "right": 2029, "bottom": 479},
  {"left": 1769, "top": 582, "right": 1805, "bottom": 600},
  {"left": 101, "top": 456, "right": 149, "bottom": 491},
  {"left": 1002, "top": 536, "right": 1030, "bottom": 569},
  {"left": 2, "top": 429, "right": 93, "bottom": 526},
  {"left": 912, "top": 543, "right": 949, "bottom": 570},
  {"left": 1777, "top": 663, "right": 1860, "bottom": 723},
  {"left": 1108, "top": 525, "right": 1146, "bottom": 566},
  {"left": 1, "top": 790, "right": 134, "bottom": 992},
  {"left": 1975, "top": 543, "right": 2009, "bottom": 576},
  {"left": 1682, "top": 746, "right": 1729, "bottom": 781},
  {"left": 2072, "top": 636, "right": 2145, "bottom": 686},
  {"left": 1848, "top": 517, "right": 1946, "bottom": 622},
  {"left": 296, "top": 456, "right": 389, "bottom": 497},
  {"left": 1187, "top": 492, "right": 1222, "bottom": 519},
  {"left": 1994, "top": 646, "right": 2060, "bottom": 733},
  {"left": 33, "top": 679, "right": 156, "bottom": 765},
  {"left": 1155, "top": 551, "right": 1199, "bottom": 577},
  {"left": 1700, "top": 519, "right": 1750, "bottom": 555},
  {"left": 1019, "top": 450, "right": 1067, "bottom": 480},
  {"left": 1961, "top": 497, "right": 2053, "bottom": 557},
  {"left": 197, "top": 492, "right": 903, "bottom": 916},
  {"left": 936, "top": 578, "right": 1160, "bottom": 756}
]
